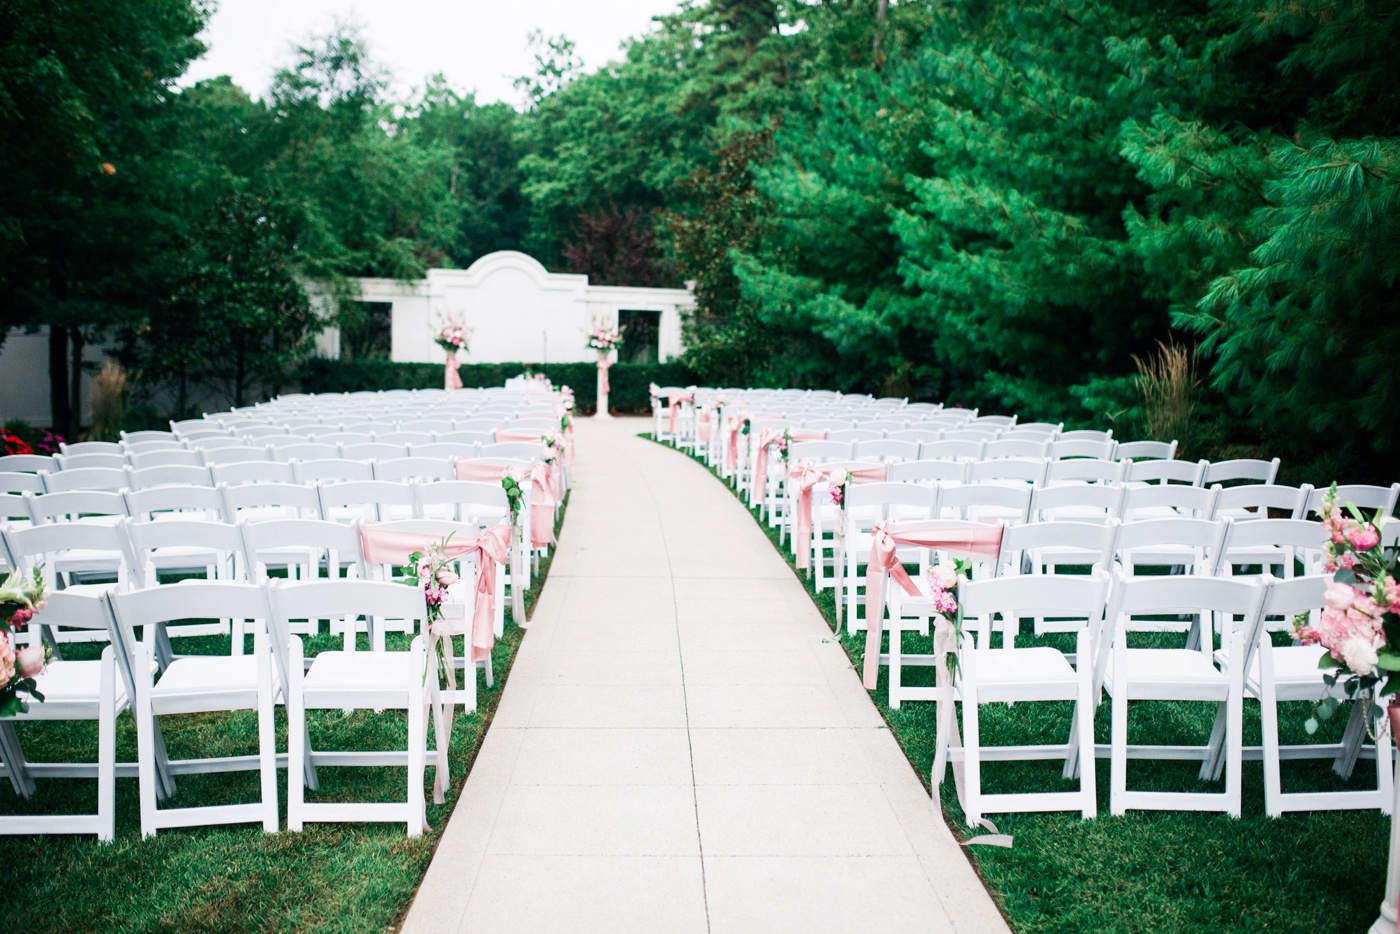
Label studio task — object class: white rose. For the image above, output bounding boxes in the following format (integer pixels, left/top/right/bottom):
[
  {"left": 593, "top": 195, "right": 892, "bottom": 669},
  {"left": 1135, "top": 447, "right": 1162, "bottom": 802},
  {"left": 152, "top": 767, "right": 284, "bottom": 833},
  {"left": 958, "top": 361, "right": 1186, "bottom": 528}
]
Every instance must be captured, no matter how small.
[
  {"left": 827, "top": 469, "right": 849, "bottom": 486},
  {"left": 931, "top": 564, "right": 958, "bottom": 590},
  {"left": 1341, "top": 635, "right": 1381, "bottom": 677}
]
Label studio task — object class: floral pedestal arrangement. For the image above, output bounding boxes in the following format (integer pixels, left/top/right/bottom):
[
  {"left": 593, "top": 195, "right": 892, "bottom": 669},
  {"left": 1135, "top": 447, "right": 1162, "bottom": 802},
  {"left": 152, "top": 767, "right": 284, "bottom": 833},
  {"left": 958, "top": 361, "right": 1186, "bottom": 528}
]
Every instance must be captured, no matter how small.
[
  {"left": 435, "top": 320, "right": 471, "bottom": 391},
  {"left": 586, "top": 322, "right": 623, "bottom": 418}
]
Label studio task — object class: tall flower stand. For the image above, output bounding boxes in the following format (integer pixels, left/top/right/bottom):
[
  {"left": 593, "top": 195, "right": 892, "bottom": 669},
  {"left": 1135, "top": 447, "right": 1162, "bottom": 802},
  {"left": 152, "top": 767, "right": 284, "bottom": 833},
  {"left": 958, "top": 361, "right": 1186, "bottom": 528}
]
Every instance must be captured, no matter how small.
[
  {"left": 595, "top": 349, "right": 613, "bottom": 419},
  {"left": 1369, "top": 702, "right": 1400, "bottom": 934}
]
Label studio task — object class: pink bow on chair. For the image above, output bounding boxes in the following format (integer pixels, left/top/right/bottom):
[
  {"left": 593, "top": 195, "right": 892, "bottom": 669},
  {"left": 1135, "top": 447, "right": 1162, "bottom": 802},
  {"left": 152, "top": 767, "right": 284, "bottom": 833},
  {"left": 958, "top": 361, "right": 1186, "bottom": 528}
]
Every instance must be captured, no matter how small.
[
  {"left": 668, "top": 390, "right": 695, "bottom": 437},
  {"left": 750, "top": 427, "right": 786, "bottom": 502},
  {"left": 359, "top": 524, "right": 512, "bottom": 663},
  {"left": 791, "top": 462, "right": 888, "bottom": 570},
  {"left": 454, "top": 460, "right": 556, "bottom": 550},
  {"left": 725, "top": 416, "right": 745, "bottom": 472},
  {"left": 861, "top": 521, "right": 1004, "bottom": 690}
]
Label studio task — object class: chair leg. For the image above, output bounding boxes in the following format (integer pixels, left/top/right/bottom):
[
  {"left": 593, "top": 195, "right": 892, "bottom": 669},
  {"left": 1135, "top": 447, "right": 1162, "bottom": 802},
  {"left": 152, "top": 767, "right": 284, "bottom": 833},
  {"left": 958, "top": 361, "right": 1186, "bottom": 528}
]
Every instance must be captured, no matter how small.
[
  {"left": 407, "top": 689, "right": 426, "bottom": 838},
  {"left": 287, "top": 649, "right": 306, "bottom": 832},
  {"left": 256, "top": 638, "right": 279, "bottom": 833},
  {"left": 963, "top": 685, "right": 982, "bottom": 826},
  {"left": 98, "top": 649, "right": 117, "bottom": 842},
  {"left": 1225, "top": 636, "right": 1245, "bottom": 818},
  {"left": 1074, "top": 628, "right": 1097, "bottom": 819},
  {"left": 1260, "top": 663, "right": 1283, "bottom": 818},
  {"left": 1110, "top": 690, "right": 1128, "bottom": 816},
  {"left": 134, "top": 646, "right": 160, "bottom": 838}
]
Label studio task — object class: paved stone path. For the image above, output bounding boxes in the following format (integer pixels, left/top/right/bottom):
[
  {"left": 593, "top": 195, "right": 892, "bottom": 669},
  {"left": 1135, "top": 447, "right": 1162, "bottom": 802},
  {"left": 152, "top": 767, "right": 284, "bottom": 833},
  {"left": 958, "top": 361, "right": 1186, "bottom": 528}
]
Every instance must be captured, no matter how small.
[{"left": 401, "top": 417, "right": 1010, "bottom": 934}]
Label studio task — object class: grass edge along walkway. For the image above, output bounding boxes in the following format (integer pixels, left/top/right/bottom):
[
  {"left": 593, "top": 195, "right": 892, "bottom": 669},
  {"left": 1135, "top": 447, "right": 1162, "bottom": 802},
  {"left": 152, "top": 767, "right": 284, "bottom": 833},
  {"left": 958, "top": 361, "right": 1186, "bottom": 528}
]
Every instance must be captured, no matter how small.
[
  {"left": 2, "top": 495, "right": 569, "bottom": 934},
  {"left": 644, "top": 433, "right": 1388, "bottom": 934}
]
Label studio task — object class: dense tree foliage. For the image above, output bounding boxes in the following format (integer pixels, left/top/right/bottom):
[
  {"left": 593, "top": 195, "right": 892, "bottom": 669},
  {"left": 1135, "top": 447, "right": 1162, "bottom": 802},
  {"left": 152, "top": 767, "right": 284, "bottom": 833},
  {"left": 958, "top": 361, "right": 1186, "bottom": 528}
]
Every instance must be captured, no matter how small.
[{"left": 2, "top": 0, "right": 1396, "bottom": 478}]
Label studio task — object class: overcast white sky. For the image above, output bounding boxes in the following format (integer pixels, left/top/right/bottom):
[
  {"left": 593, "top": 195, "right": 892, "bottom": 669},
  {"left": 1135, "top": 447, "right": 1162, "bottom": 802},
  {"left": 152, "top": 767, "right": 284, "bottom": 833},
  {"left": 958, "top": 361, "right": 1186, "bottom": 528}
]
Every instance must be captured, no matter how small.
[{"left": 183, "top": 0, "right": 684, "bottom": 105}]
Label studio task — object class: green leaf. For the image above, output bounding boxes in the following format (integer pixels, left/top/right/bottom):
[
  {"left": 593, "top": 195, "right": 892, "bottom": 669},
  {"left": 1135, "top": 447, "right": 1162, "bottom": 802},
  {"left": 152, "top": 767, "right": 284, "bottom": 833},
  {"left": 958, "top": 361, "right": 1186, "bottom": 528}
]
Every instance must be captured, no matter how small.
[
  {"left": 1333, "top": 568, "right": 1357, "bottom": 587},
  {"left": 1318, "top": 654, "right": 1343, "bottom": 669},
  {"left": 1377, "top": 652, "right": 1400, "bottom": 671}
]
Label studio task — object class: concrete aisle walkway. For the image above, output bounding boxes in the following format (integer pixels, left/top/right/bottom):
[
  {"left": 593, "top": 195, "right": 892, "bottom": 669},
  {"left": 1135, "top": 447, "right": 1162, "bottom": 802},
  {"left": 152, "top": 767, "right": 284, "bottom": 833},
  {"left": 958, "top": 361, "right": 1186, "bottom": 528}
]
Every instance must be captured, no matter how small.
[{"left": 401, "top": 417, "right": 1010, "bottom": 934}]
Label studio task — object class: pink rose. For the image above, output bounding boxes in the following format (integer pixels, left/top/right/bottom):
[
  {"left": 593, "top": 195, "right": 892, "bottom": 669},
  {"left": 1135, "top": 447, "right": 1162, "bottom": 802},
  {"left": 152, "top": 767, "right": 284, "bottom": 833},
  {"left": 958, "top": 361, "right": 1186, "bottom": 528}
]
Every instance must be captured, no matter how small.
[
  {"left": 930, "top": 564, "right": 958, "bottom": 591},
  {"left": 9, "top": 606, "right": 33, "bottom": 630},
  {"left": 436, "top": 569, "right": 459, "bottom": 586},
  {"left": 1323, "top": 582, "right": 1357, "bottom": 612},
  {"left": 1383, "top": 576, "right": 1400, "bottom": 613},
  {"left": 1339, "top": 553, "right": 1356, "bottom": 570},
  {"left": 15, "top": 644, "right": 45, "bottom": 679},
  {"left": 1347, "top": 525, "right": 1381, "bottom": 552}
]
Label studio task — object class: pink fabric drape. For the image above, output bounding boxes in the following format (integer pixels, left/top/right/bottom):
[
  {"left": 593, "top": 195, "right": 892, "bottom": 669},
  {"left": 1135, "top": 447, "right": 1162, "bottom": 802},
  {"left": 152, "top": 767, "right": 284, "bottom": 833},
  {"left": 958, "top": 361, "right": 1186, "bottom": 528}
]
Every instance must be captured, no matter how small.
[
  {"left": 494, "top": 429, "right": 543, "bottom": 444},
  {"left": 444, "top": 352, "right": 462, "bottom": 390},
  {"left": 790, "top": 462, "right": 888, "bottom": 570},
  {"left": 861, "top": 521, "right": 1004, "bottom": 689},
  {"left": 668, "top": 391, "right": 695, "bottom": 438},
  {"left": 359, "top": 524, "right": 511, "bottom": 663},
  {"left": 597, "top": 356, "right": 611, "bottom": 395},
  {"left": 698, "top": 406, "right": 714, "bottom": 445},
  {"left": 454, "top": 460, "right": 556, "bottom": 549},
  {"left": 725, "top": 417, "right": 745, "bottom": 472}
]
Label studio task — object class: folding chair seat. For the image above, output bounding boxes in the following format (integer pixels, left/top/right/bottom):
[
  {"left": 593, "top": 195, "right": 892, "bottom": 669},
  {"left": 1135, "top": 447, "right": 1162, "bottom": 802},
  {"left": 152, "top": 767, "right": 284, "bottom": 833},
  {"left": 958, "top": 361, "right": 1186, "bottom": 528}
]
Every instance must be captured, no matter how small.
[
  {"left": 0, "top": 592, "right": 127, "bottom": 841},
  {"left": 1210, "top": 575, "right": 1392, "bottom": 816},
  {"left": 292, "top": 459, "right": 374, "bottom": 485},
  {"left": 1116, "top": 440, "right": 1178, "bottom": 461},
  {"left": 1211, "top": 483, "right": 1311, "bottom": 522},
  {"left": 1091, "top": 571, "right": 1266, "bottom": 816},
  {"left": 0, "top": 455, "right": 55, "bottom": 474},
  {"left": 934, "top": 574, "right": 1109, "bottom": 823},
  {"left": 42, "top": 467, "right": 129, "bottom": 493},
  {"left": 128, "top": 449, "right": 203, "bottom": 470},
  {"left": 272, "top": 580, "right": 444, "bottom": 836},
  {"left": 1202, "top": 458, "right": 1280, "bottom": 487},
  {"left": 317, "top": 479, "right": 417, "bottom": 523},
  {"left": 108, "top": 583, "right": 280, "bottom": 836},
  {"left": 55, "top": 452, "right": 127, "bottom": 471}
]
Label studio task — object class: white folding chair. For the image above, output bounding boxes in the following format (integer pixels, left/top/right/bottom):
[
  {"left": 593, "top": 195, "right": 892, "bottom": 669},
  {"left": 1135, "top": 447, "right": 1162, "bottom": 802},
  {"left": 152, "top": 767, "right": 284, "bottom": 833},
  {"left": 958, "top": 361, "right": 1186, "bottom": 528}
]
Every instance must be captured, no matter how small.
[
  {"left": 921, "top": 440, "right": 986, "bottom": 461},
  {"left": 938, "top": 482, "right": 1031, "bottom": 524},
  {"left": 127, "top": 464, "right": 213, "bottom": 490},
  {"left": 108, "top": 582, "right": 281, "bottom": 837},
  {"left": 0, "top": 592, "right": 126, "bottom": 841},
  {"left": 317, "top": 479, "right": 417, "bottom": 523},
  {"left": 935, "top": 574, "right": 1109, "bottom": 824},
  {"left": 272, "top": 580, "right": 444, "bottom": 836},
  {"left": 41, "top": 467, "right": 129, "bottom": 493},
  {"left": 888, "top": 459, "right": 968, "bottom": 486},
  {"left": 1202, "top": 458, "right": 1280, "bottom": 487},
  {"left": 240, "top": 518, "right": 366, "bottom": 649},
  {"left": 1092, "top": 571, "right": 1266, "bottom": 816}
]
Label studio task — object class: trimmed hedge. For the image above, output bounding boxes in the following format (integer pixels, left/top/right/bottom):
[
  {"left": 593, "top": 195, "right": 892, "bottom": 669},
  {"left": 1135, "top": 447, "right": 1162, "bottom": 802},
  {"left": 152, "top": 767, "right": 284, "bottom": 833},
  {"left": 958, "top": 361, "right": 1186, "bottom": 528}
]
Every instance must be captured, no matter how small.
[{"left": 295, "top": 358, "right": 697, "bottom": 415}]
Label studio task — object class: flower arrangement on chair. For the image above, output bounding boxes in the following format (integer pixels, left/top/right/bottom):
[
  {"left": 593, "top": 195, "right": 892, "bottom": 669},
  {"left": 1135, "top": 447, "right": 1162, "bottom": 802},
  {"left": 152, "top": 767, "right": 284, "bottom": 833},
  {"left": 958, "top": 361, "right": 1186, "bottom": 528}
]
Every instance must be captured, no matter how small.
[
  {"left": 926, "top": 560, "right": 971, "bottom": 681},
  {"left": 1, "top": 568, "right": 50, "bottom": 717},
  {"left": 1293, "top": 484, "right": 1400, "bottom": 734}
]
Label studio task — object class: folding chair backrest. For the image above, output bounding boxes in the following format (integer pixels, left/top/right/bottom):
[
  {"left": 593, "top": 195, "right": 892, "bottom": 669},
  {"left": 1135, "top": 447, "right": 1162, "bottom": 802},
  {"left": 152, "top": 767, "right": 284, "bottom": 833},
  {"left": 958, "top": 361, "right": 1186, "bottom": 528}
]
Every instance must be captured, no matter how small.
[
  {"left": 374, "top": 457, "right": 456, "bottom": 482},
  {"left": 60, "top": 441, "right": 123, "bottom": 456},
  {"left": 1113, "top": 517, "right": 1226, "bottom": 560},
  {"left": 1202, "top": 457, "right": 1280, "bottom": 486},
  {"left": 26, "top": 489, "right": 128, "bottom": 523},
  {"left": 1057, "top": 429, "right": 1113, "bottom": 444},
  {"left": 1115, "top": 440, "right": 1177, "bottom": 461},
  {"left": 827, "top": 429, "right": 882, "bottom": 443},
  {"left": 960, "top": 572, "right": 1109, "bottom": 647},
  {"left": 432, "top": 432, "right": 492, "bottom": 447},
  {"left": 127, "top": 464, "right": 213, "bottom": 490},
  {"left": 1215, "top": 518, "right": 1328, "bottom": 575},
  {"left": 504, "top": 420, "right": 557, "bottom": 433},
  {"left": 1212, "top": 483, "right": 1311, "bottom": 520},
  {"left": 269, "top": 443, "right": 340, "bottom": 463},
  {"left": 239, "top": 518, "right": 364, "bottom": 581},
  {"left": 416, "top": 480, "right": 510, "bottom": 523},
  {"left": 1029, "top": 483, "right": 1125, "bottom": 522},
  {"left": 127, "top": 519, "right": 245, "bottom": 583},
  {"left": 268, "top": 578, "right": 428, "bottom": 654},
  {"left": 789, "top": 441, "right": 853, "bottom": 463},
  {"left": 124, "top": 484, "right": 224, "bottom": 521},
  {"left": 0, "top": 472, "right": 45, "bottom": 495},
  {"left": 997, "top": 521, "right": 1118, "bottom": 574},
  {"left": 42, "top": 467, "right": 128, "bottom": 493},
  {"left": 887, "top": 459, "right": 968, "bottom": 485},
  {"left": 220, "top": 482, "right": 321, "bottom": 521},
  {"left": 0, "top": 455, "right": 55, "bottom": 474},
  {"left": 843, "top": 482, "right": 937, "bottom": 522},
  {"left": 127, "top": 449, "right": 203, "bottom": 470},
  {"left": 853, "top": 440, "right": 919, "bottom": 463},
  {"left": 341, "top": 443, "right": 407, "bottom": 462},
  {"left": 1045, "top": 459, "right": 1125, "bottom": 484},
  {"left": 317, "top": 480, "right": 417, "bottom": 523},
  {"left": 1124, "top": 458, "right": 1205, "bottom": 485},
  {"left": 803, "top": 419, "right": 855, "bottom": 432},
  {"left": 920, "top": 440, "right": 985, "bottom": 461},
  {"left": 984, "top": 439, "right": 1048, "bottom": 460},
  {"left": 1050, "top": 439, "right": 1116, "bottom": 461},
  {"left": 1122, "top": 483, "right": 1219, "bottom": 519},
  {"left": 887, "top": 429, "right": 941, "bottom": 443},
  {"left": 56, "top": 453, "right": 127, "bottom": 471},
  {"left": 480, "top": 442, "right": 546, "bottom": 461},
  {"left": 5, "top": 520, "right": 134, "bottom": 582},
  {"left": 293, "top": 459, "right": 374, "bottom": 485},
  {"left": 200, "top": 446, "right": 271, "bottom": 466},
  {"left": 967, "top": 458, "right": 1046, "bottom": 486},
  {"left": 211, "top": 461, "right": 295, "bottom": 487},
  {"left": 938, "top": 483, "right": 1030, "bottom": 523},
  {"left": 1305, "top": 483, "right": 1400, "bottom": 522}
]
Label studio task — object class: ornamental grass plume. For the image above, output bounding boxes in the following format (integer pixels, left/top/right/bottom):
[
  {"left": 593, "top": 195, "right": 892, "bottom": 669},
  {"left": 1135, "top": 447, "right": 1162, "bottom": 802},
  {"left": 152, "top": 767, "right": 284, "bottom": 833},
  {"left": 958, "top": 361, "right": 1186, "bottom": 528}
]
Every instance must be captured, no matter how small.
[
  {"left": 88, "top": 359, "right": 128, "bottom": 442},
  {"left": 1133, "top": 340, "right": 1198, "bottom": 455}
]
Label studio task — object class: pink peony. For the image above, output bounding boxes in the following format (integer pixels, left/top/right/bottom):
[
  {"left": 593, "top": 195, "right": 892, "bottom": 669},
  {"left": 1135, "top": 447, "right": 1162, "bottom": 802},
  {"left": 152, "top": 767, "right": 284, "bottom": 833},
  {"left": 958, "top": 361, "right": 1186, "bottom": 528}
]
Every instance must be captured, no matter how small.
[
  {"left": 15, "top": 644, "right": 44, "bottom": 679},
  {"left": 930, "top": 564, "right": 958, "bottom": 591},
  {"left": 0, "top": 632, "right": 14, "bottom": 684},
  {"left": 1347, "top": 524, "right": 1381, "bottom": 552}
]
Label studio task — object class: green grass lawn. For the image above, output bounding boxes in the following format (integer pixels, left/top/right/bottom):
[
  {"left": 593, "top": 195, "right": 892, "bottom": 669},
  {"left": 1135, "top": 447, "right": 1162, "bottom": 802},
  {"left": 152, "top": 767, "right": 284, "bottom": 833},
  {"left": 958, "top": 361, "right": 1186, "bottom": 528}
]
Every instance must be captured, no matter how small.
[
  {"left": 654, "top": 435, "right": 1389, "bottom": 934},
  {"left": 1, "top": 500, "right": 566, "bottom": 934}
]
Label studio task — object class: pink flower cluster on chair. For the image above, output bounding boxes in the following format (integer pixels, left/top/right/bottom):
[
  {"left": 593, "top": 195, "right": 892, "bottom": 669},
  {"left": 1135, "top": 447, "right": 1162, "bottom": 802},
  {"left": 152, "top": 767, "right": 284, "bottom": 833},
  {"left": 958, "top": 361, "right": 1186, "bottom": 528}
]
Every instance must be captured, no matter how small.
[{"left": 0, "top": 567, "right": 50, "bottom": 717}]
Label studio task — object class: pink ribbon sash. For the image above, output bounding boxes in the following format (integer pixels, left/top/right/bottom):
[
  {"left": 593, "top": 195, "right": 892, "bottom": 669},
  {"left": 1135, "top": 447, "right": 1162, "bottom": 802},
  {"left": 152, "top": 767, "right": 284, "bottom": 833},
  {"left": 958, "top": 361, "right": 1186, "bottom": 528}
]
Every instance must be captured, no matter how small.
[
  {"left": 454, "top": 460, "right": 556, "bottom": 549},
  {"left": 751, "top": 428, "right": 826, "bottom": 502},
  {"left": 494, "top": 429, "right": 543, "bottom": 444},
  {"left": 698, "top": 408, "right": 713, "bottom": 444},
  {"left": 444, "top": 352, "right": 462, "bottom": 391},
  {"left": 791, "top": 463, "right": 888, "bottom": 569},
  {"left": 725, "top": 417, "right": 744, "bottom": 472},
  {"left": 597, "top": 357, "right": 611, "bottom": 395},
  {"left": 668, "top": 392, "right": 695, "bottom": 438},
  {"left": 359, "top": 524, "right": 511, "bottom": 663},
  {"left": 861, "top": 521, "right": 1004, "bottom": 689}
]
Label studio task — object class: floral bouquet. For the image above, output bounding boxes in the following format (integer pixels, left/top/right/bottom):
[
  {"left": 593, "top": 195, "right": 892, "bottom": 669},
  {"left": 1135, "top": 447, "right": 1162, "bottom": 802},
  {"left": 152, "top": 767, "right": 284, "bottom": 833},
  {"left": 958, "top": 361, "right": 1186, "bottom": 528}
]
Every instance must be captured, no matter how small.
[
  {"left": 434, "top": 320, "right": 472, "bottom": 356},
  {"left": 926, "top": 560, "right": 971, "bottom": 681},
  {"left": 1, "top": 568, "right": 50, "bottom": 717},
  {"left": 1293, "top": 484, "right": 1400, "bottom": 734},
  {"left": 559, "top": 386, "right": 575, "bottom": 411},
  {"left": 586, "top": 323, "right": 624, "bottom": 353}
]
